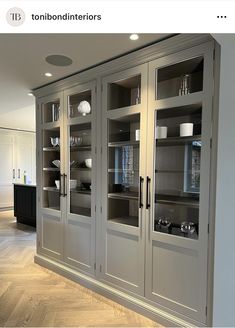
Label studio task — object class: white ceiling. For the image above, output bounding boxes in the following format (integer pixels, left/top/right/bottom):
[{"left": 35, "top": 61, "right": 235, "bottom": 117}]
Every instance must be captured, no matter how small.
[{"left": 0, "top": 33, "right": 170, "bottom": 131}]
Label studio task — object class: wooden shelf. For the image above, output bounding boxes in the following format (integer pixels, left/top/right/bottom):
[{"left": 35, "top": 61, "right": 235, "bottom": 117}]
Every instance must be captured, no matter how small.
[
  {"left": 43, "top": 187, "right": 59, "bottom": 192},
  {"left": 43, "top": 147, "right": 60, "bottom": 152},
  {"left": 156, "top": 135, "right": 201, "bottom": 146},
  {"left": 70, "top": 189, "right": 91, "bottom": 195},
  {"left": 109, "top": 216, "right": 138, "bottom": 227},
  {"left": 70, "top": 205, "right": 91, "bottom": 217},
  {"left": 155, "top": 194, "right": 199, "bottom": 208},
  {"left": 108, "top": 168, "right": 139, "bottom": 173},
  {"left": 70, "top": 145, "right": 91, "bottom": 151},
  {"left": 108, "top": 140, "right": 139, "bottom": 148},
  {"left": 70, "top": 167, "right": 91, "bottom": 171},
  {"left": 43, "top": 168, "right": 60, "bottom": 172},
  {"left": 108, "top": 191, "right": 138, "bottom": 201}
]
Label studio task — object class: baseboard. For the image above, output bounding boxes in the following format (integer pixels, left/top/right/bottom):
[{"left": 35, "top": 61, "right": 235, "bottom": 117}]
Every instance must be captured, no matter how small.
[
  {"left": 0, "top": 206, "right": 13, "bottom": 212},
  {"left": 34, "top": 254, "right": 199, "bottom": 328}
]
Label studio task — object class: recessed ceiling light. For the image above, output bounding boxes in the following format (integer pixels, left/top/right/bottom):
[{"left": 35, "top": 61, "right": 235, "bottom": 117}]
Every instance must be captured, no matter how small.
[
  {"left": 45, "top": 54, "right": 73, "bottom": 67},
  {"left": 130, "top": 34, "right": 139, "bottom": 41},
  {"left": 45, "top": 72, "right": 52, "bottom": 77},
  {"left": 28, "top": 92, "right": 33, "bottom": 96}
]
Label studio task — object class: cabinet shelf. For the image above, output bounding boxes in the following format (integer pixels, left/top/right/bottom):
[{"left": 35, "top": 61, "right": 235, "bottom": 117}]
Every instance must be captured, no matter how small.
[
  {"left": 108, "top": 141, "right": 139, "bottom": 148},
  {"left": 70, "top": 189, "right": 91, "bottom": 195},
  {"left": 43, "top": 147, "right": 60, "bottom": 152},
  {"left": 108, "top": 168, "right": 139, "bottom": 173},
  {"left": 155, "top": 194, "right": 199, "bottom": 208},
  {"left": 109, "top": 216, "right": 138, "bottom": 227},
  {"left": 43, "top": 167, "right": 60, "bottom": 172},
  {"left": 43, "top": 187, "right": 59, "bottom": 192},
  {"left": 70, "top": 205, "right": 91, "bottom": 217},
  {"left": 156, "top": 135, "right": 201, "bottom": 146},
  {"left": 70, "top": 167, "right": 91, "bottom": 171},
  {"left": 70, "top": 145, "right": 92, "bottom": 151},
  {"left": 108, "top": 191, "right": 138, "bottom": 200}
]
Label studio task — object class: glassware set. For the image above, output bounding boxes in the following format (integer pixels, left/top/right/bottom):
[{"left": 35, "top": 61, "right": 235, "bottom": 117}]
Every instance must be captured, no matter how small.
[
  {"left": 70, "top": 136, "right": 83, "bottom": 147},
  {"left": 50, "top": 137, "right": 60, "bottom": 147}
]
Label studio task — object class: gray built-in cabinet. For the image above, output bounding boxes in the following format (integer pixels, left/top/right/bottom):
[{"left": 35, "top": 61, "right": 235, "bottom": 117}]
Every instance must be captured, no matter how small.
[{"left": 35, "top": 35, "right": 216, "bottom": 327}]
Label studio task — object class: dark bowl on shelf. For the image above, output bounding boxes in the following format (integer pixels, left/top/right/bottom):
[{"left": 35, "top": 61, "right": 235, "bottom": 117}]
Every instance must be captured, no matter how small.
[{"left": 81, "top": 182, "right": 91, "bottom": 190}]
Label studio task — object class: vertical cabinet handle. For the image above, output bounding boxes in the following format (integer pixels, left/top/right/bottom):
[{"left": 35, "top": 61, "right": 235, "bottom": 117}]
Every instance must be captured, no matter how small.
[
  {"left": 146, "top": 176, "right": 151, "bottom": 209},
  {"left": 63, "top": 174, "right": 67, "bottom": 197},
  {"left": 59, "top": 174, "right": 63, "bottom": 196},
  {"left": 139, "top": 176, "right": 144, "bottom": 208},
  {"left": 18, "top": 169, "right": 20, "bottom": 179},
  {"left": 13, "top": 169, "right": 15, "bottom": 180}
]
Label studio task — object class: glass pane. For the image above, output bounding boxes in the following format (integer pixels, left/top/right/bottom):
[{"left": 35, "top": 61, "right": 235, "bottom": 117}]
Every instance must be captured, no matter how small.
[
  {"left": 42, "top": 127, "right": 61, "bottom": 211},
  {"left": 108, "top": 75, "right": 141, "bottom": 110},
  {"left": 154, "top": 105, "right": 202, "bottom": 239},
  {"left": 68, "top": 90, "right": 91, "bottom": 118},
  {"left": 108, "top": 114, "right": 140, "bottom": 227},
  {"left": 157, "top": 57, "right": 204, "bottom": 100},
  {"left": 69, "top": 123, "right": 92, "bottom": 217},
  {"left": 42, "top": 99, "right": 60, "bottom": 123}
]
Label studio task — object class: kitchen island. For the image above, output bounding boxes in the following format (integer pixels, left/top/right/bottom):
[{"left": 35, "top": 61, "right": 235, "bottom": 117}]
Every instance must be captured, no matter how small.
[{"left": 14, "top": 183, "right": 36, "bottom": 227}]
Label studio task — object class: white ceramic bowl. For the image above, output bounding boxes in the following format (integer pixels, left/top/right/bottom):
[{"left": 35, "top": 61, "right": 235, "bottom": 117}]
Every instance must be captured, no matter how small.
[
  {"left": 55, "top": 180, "right": 77, "bottom": 190},
  {"left": 52, "top": 160, "right": 60, "bottom": 168},
  {"left": 70, "top": 179, "right": 77, "bottom": 190},
  {"left": 85, "top": 158, "right": 92, "bottom": 168}
]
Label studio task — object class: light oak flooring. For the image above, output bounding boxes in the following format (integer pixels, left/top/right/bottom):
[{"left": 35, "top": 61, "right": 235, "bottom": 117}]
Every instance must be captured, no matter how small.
[{"left": 0, "top": 211, "right": 162, "bottom": 327}]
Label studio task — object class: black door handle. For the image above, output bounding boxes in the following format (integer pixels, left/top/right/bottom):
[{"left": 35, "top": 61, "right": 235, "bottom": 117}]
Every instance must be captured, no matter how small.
[
  {"left": 146, "top": 176, "right": 151, "bottom": 209},
  {"left": 139, "top": 176, "right": 144, "bottom": 208}
]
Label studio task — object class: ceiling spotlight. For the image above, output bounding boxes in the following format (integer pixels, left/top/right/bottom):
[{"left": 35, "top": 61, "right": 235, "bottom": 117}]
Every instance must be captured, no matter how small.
[
  {"left": 130, "top": 34, "right": 139, "bottom": 41},
  {"left": 45, "top": 72, "right": 52, "bottom": 77},
  {"left": 28, "top": 92, "right": 33, "bottom": 96}
]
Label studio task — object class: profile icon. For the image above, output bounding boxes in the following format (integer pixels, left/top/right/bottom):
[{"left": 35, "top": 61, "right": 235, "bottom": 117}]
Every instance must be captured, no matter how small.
[{"left": 6, "top": 7, "right": 25, "bottom": 26}]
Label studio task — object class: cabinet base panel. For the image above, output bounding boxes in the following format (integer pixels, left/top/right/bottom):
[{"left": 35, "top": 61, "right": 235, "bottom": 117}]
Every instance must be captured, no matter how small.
[{"left": 34, "top": 254, "right": 204, "bottom": 328}]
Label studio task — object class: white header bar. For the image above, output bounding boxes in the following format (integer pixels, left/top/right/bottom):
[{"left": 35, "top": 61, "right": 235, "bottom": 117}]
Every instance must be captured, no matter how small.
[{"left": 0, "top": 1, "right": 234, "bottom": 33}]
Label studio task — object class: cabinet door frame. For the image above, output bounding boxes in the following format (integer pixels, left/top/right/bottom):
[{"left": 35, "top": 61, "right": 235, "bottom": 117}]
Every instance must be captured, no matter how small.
[
  {"left": 145, "top": 42, "right": 214, "bottom": 323},
  {"left": 63, "top": 81, "right": 97, "bottom": 276},
  {"left": 100, "top": 64, "right": 148, "bottom": 296},
  {"left": 37, "top": 91, "right": 65, "bottom": 261}
]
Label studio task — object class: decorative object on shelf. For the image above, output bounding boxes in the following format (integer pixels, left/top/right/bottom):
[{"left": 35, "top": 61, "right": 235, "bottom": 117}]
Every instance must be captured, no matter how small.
[
  {"left": 85, "top": 158, "right": 92, "bottom": 168},
  {"left": 180, "top": 221, "right": 196, "bottom": 235},
  {"left": 122, "top": 146, "right": 134, "bottom": 187},
  {"left": 156, "top": 126, "right": 167, "bottom": 139},
  {"left": 52, "top": 160, "right": 60, "bottom": 168},
  {"left": 81, "top": 182, "right": 91, "bottom": 190},
  {"left": 135, "top": 129, "right": 140, "bottom": 141},
  {"left": 55, "top": 179, "right": 77, "bottom": 190},
  {"left": 77, "top": 100, "right": 91, "bottom": 116},
  {"left": 50, "top": 137, "right": 60, "bottom": 147},
  {"left": 156, "top": 217, "right": 172, "bottom": 233},
  {"left": 135, "top": 85, "right": 141, "bottom": 105},
  {"left": 180, "top": 123, "right": 194, "bottom": 137},
  {"left": 70, "top": 136, "right": 82, "bottom": 146},
  {"left": 51, "top": 103, "right": 60, "bottom": 122},
  {"left": 70, "top": 180, "right": 77, "bottom": 190},
  {"left": 69, "top": 104, "right": 74, "bottom": 118},
  {"left": 179, "top": 74, "right": 191, "bottom": 96}
]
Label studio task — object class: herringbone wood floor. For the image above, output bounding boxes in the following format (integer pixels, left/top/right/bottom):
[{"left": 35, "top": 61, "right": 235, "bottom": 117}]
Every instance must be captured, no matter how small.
[{"left": 0, "top": 211, "right": 162, "bottom": 327}]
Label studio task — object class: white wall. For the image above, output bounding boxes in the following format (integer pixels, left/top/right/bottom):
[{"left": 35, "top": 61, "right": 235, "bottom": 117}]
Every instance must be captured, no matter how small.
[
  {"left": 212, "top": 34, "right": 235, "bottom": 327},
  {"left": 0, "top": 105, "right": 35, "bottom": 132}
]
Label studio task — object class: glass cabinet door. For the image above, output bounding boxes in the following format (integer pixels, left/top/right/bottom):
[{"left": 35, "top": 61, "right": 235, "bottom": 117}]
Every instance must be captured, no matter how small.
[
  {"left": 107, "top": 114, "right": 141, "bottom": 227},
  {"left": 146, "top": 45, "right": 213, "bottom": 323},
  {"left": 68, "top": 122, "right": 92, "bottom": 217},
  {"left": 66, "top": 88, "right": 93, "bottom": 218},
  {"left": 41, "top": 97, "right": 62, "bottom": 212},
  {"left": 154, "top": 105, "right": 202, "bottom": 239}
]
